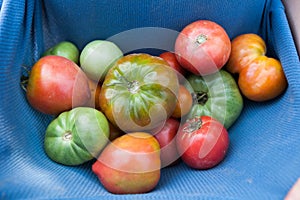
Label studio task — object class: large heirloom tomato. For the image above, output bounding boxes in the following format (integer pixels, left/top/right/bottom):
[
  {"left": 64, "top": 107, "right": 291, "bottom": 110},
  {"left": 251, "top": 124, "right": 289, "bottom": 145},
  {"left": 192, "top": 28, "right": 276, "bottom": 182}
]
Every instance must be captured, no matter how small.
[
  {"left": 26, "top": 55, "right": 91, "bottom": 115},
  {"left": 99, "top": 53, "right": 179, "bottom": 132},
  {"left": 175, "top": 20, "right": 231, "bottom": 75},
  {"left": 176, "top": 116, "right": 229, "bottom": 169},
  {"left": 185, "top": 70, "right": 243, "bottom": 129},
  {"left": 44, "top": 107, "right": 110, "bottom": 166},
  {"left": 226, "top": 33, "right": 287, "bottom": 101},
  {"left": 92, "top": 132, "right": 161, "bottom": 194}
]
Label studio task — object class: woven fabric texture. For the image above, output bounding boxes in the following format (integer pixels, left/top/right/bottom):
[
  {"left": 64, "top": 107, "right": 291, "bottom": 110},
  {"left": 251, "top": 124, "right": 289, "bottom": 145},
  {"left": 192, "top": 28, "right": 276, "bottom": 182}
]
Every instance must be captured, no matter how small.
[{"left": 0, "top": 0, "right": 300, "bottom": 199}]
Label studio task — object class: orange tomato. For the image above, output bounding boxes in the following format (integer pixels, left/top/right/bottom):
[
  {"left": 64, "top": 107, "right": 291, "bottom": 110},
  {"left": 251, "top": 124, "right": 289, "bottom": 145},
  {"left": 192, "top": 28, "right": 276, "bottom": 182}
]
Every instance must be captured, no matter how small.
[
  {"left": 238, "top": 56, "right": 287, "bottom": 101},
  {"left": 227, "top": 33, "right": 266, "bottom": 74},
  {"left": 226, "top": 33, "right": 287, "bottom": 101}
]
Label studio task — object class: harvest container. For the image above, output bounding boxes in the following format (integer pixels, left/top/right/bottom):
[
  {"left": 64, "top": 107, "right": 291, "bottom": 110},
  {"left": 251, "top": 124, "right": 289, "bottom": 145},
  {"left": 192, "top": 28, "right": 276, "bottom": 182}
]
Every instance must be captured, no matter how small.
[{"left": 0, "top": 0, "right": 300, "bottom": 199}]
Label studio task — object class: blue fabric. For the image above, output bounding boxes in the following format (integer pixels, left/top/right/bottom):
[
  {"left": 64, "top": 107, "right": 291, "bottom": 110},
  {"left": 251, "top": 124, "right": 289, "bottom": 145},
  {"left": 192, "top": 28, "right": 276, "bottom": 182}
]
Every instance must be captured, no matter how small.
[{"left": 1, "top": 0, "right": 300, "bottom": 199}]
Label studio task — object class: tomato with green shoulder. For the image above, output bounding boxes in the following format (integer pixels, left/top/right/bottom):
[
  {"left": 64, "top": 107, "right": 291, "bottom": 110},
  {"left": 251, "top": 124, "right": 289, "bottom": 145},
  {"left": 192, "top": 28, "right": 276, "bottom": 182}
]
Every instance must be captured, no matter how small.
[
  {"left": 99, "top": 53, "right": 179, "bottom": 132},
  {"left": 44, "top": 107, "right": 110, "bottom": 166},
  {"left": 184, "top": 69, "right": 243, "bottom": 129}
]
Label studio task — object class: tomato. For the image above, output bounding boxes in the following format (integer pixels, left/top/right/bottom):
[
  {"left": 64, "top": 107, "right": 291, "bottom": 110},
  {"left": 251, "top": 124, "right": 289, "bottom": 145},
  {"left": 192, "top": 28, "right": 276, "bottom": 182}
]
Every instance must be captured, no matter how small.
[
  {"left": 99, "top": 53, "right": 179, "bottom": 132},
  {"left": 226, "top": 33, "right": 266, "bottom": 74},
  {"left": 171, "top": 84, "right": 193, "bottom": 118},
  {"left": 85, "top": 78, "right": 101, "bottom": 110},
  {"left": 175, "top": 20, "right": 231, "bottom": 75},
  {"left": 159, "top": 51, "right": 186, "bottom": 81},
  {"left": 226, "top": 33, "right": 287, "bottom": 101},
  {"left": 176, "top": 116, "right": 229, "bottom": 169},
  {"left": 26, "top": 55, "right": 91, "bottom": 115},
  {"left": 185, "top": 70, "right": 243, "bottom": 129},
  {"left": 80, "top": 40, "right": 123, "bottom": 82},
  {"left": 42, "top": 41, "right": 80, "bottom": 64},
  {"left": 238, "top": 56, "right": 287, "bottom": 101},
  {"left": 92, "top": 132, "right": 161, "bottom": 194},
  {"left": 44, "top": 107, "right": 110, "bottom": 166},
  {"left": 152, "top": 118, "right": 180, "bottom": 168},
  {"left": 108, "top": 122, "right": 124, "bottom": 142}
]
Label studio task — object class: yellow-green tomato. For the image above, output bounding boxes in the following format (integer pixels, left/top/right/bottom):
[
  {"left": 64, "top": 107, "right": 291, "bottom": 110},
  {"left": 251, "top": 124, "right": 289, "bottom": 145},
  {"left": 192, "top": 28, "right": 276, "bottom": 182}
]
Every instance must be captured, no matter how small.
[
  {"left": 80, "top": 40, "right": 123, "bottom": 82},
  {"left": 44, "top": 107, "right": 110, "bottom": 166}
]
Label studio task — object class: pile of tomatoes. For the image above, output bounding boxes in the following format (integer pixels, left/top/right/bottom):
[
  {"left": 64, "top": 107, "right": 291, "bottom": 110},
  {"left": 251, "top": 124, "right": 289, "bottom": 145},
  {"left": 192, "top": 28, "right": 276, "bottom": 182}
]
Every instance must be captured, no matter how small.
[{"left": 23, "top": 19, "right": 287, "bottom": 194}]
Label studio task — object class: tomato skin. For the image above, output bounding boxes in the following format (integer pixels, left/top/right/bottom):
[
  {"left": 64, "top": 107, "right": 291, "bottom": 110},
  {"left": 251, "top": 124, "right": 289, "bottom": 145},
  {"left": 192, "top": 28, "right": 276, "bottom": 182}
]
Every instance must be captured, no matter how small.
[
  {"left": 42, "top": 41, "right": 80, "bottom": 64},
  {"left": 226, "top": 33, "right": 266, "bottom": 74},
  {"left": 238, "top": 56, "right": 287, "bottom": 101},
  {"left": 185, "top": 70, "right": 243, "bottom": 129},
  {"left": 159, "top": 52, "right": 186, "bottom": 79},
  {"left": 92, "top": 132, "right": 161, "bottom": 194},
  {"left": 152, "top": 118, "right": 180, "bottom": 168},
  {"left": 44, "top": 107, "right": 110, "bottom": 166},
  {"left": 176, "top": 116, "right": 229, "bottom": 169},
  {"left": 99, "top": 53, "right": 179, "bottom": 132},
  {"left": 226, "top": 33, "right": 287, "bottom": 101},
  {"left": 171, "top": 85, "right": 193, "bottom": 118},
  {"left": 175, "top": 20, "right": 231, "bottom": 75},
  {"left": 26, "top": 55, "right": 91, "bottom": 115},
  {"left": 80, "top": 40, "right": 123, "bottom": 82}
]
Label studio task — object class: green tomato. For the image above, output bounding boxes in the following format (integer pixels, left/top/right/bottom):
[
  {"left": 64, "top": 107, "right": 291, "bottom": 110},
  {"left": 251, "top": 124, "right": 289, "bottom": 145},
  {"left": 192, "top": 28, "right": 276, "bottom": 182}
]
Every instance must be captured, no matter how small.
[
  {"left": 42, "top": 41, "right": 79, "bottom": 64},
  {"left": 80, "top": 40, "right": 123, "bottom": 82},
  {"left": 99, "top": 53, "right": 179, "bottom": 132},
  {"left": 44, "top": 107, "right": 110, "bottom": 166},
  {"left": 185, "top": 70, "right": 243, "bottom": 129}
]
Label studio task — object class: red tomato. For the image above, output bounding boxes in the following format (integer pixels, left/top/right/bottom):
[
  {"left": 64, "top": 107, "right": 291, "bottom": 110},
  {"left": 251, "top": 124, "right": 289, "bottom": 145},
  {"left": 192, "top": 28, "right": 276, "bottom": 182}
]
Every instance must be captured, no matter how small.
[
  {"left": 176, "top": 116, "right": 229, "bottom": 169},
  {"left": 159, "top": 51, "right": 186, "bottom": 80},
  {"left": 175, "top": 20, "right": 231, "bottom": 75},
  {"left": 92, "top": 132, "right": 161, "bottom": 194},
  {"left": 226, "top": 33, "right": 287, "bottom": 101},
  {"left": 26, "top": 55, "right": 91, "bottom": 115},
  {"left": 152, "top": 118, "right": 180, "bottom": 168},
  {"left": 171, "top": 85, "right": 193, "bottom": 118}
]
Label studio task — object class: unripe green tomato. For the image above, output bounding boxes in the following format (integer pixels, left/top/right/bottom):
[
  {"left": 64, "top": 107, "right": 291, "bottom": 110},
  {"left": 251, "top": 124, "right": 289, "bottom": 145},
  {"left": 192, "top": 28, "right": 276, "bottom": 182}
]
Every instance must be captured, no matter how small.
[
  {"left": 44, "top": 107, "right": 110, "bottom": 166},
  {"left": 42, "top": 41, "right": 79, "bottom": 64},
  {"left": 80, "top": 40, "right": 123, "bottom": 82},
  {"left": 185, "top": 70, "right": 243, "bottom": 129}
]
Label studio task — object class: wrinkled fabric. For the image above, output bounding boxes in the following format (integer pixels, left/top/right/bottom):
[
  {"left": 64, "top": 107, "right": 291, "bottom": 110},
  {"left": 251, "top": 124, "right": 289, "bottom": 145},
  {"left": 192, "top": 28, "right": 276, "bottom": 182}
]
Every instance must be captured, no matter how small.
[{"left": 0, "top": 0, "right": 300, "bottom": 199}]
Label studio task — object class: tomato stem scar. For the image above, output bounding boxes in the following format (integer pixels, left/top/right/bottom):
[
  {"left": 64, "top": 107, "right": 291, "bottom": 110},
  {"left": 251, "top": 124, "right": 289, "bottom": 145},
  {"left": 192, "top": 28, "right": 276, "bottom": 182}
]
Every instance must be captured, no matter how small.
[
  {"left": 183, "top": 117, "right": 202, "bottom": 133},
  {"left": 63, "top": 131, "right": 73, "bottom": 141},
  {"left": 196, "top": 34, "right": 208, "bottom": 45}
]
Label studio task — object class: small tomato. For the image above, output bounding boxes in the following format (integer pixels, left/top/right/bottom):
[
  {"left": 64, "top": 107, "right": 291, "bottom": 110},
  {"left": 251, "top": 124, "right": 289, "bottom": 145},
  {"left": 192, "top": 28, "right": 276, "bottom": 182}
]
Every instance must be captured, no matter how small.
[
  {"left": 171, "top": 85, "right": 193, "bottom": 118},
  {"left": 152, "top": 118, "right": 180, "bottom": 168},
  {"left": 176, "top": 116, "right": 229, "bottom": 169}
]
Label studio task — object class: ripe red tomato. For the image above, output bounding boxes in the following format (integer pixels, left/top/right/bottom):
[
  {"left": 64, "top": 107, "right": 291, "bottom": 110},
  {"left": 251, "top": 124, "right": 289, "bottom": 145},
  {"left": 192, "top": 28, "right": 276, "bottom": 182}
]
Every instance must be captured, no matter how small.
[
  {"left": 92, "top": 132, "right": 161, "bottom": 194},
  {"left": 175, "top": 20, "right": 231, "bottom": 75},
  {"left": 152, "top": 118, "right": 180, "bottom": 168},
  {"left": 171, "top": 84, "right": 193, "bottom": 118},
  {"left": 159, "top": 51, "right": 186, "bottom": 80},
  {"left": 26, "top": 55, "right": 91, "bottom": 115},
  {"left": 226, "top": 33, "right": 287, "bottom": 101},
  {"left": 176, "top": 116, "right": 229, "bottom": 169}
]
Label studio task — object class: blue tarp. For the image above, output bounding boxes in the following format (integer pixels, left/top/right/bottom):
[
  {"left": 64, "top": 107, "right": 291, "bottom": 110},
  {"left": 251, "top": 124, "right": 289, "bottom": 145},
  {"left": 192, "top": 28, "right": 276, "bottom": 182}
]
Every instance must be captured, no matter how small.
[{"left": 0, "top": 0, "right": 300, "bottom": 199}]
